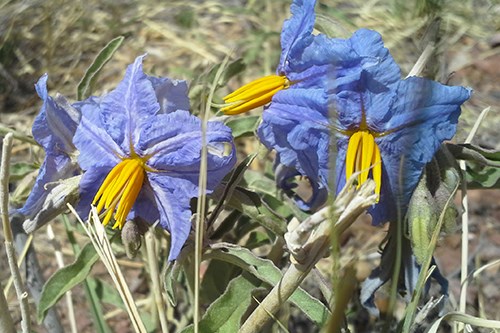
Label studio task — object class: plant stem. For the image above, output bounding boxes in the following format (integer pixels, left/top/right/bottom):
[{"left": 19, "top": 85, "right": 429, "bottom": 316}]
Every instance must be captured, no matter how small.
[
  {"left": 145, "top": 230, "right": 169, "bottom": 333},
  {"left": 239, "top": 181, "right": 377, "bottom": 332},
  {"left": 1, "top": 133, "right": 31, "bottom": 333}
]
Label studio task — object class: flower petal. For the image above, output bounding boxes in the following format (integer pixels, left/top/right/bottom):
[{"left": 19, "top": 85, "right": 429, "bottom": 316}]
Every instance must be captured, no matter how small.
[
  {"left": 73, "top": 107, "right": 124, "bottom": 170},
  {"left": 76, "top": 166, "right": 111, "bottom": 219},
  {"left": 148, "top": 173, "right": 196, "bottom": 261},
  {"left": 372, "top": 78, "right": 471, "bottom": 222},
  {"left": 148, "top": 76, "right": 190, "bottom": 114},
  {"left": 140, "top": 111, "right": 236, "bottom": 190},
  {"left": 99, "top": 55, "right": 160, "bottom": 152},
  {"left": 258, "top": 88, "right": 330, "bottom": 189},
  {"left": 278, "top": 0, "right": 316, "bottom": 74},
  {"left": 348, "top": 29, "right": 400, "bottom": 88},
  {"left": 19, "top": 154, "right": 78, "bottom": 220},
  {"left": 275, "top": 161, "right": 328, "bottom": 210},
  {"left": 20, "top": 75, "right": 81, "bottom": 223},
  {"left": 32, "top": 74, "right": 81, "bottom": 154}
]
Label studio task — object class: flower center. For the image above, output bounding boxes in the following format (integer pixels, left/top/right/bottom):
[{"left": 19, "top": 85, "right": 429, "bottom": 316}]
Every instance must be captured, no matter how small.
[
  {"left": 345, "top": 131, "right": 382, "bottom": 200},
  {"left": 221, "top": 75, "right": 290, "bottom": 115},
  {"left": 92, "top": 157, "right": 146, "bottom": 229}
]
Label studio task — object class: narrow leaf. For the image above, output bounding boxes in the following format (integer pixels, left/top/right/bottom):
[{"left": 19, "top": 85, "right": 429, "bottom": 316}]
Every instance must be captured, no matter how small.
[
  {"left": 77, "top": 36, "right": 125, "bottom": 100},
  {"left": 37, "top": 242, "right": 99, "bottom": 323}
]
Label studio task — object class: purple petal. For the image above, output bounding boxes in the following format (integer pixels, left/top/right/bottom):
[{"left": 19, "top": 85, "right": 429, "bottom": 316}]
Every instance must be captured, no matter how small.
[
  {"left": 140, "top": 111, "right": 236, "bottom": 191},
  {"left": 76, "top": 166, "right": 110, "bottom": 219},
  {"left": 148, "top": 76, "right": 190, "bottom": 114},
  {"left": 99, "top": 55, "right": 160, "bottom": 152},
  {"left": 258, "top": 88, "right": 330, "bottom": 187},
  {"left": 32, "top": 74, "right": 81, "bottom": 154},
  {"left": 148, "top": 173, "right": 195, "bottom": 260},
  {"left": 19, "top": 154, "right": 78, "bottom": 220},
  {"left": 279, "top": 0, "right": 317, "bottom": 74},
  {"left": 73, "top": 109, "right": 123, "bottom": 170},
  {"left": 275, "top": 162, "right": 328, "bottom": 210}
]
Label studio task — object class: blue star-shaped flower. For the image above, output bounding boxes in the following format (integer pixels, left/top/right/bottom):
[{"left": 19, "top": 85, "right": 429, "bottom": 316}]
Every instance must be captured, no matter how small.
[
  {"left": 259, "top": 28, "right": 471, "bottom": 220},
  {"left": 73, "top": 55, "right": 236, "bottom": 260}
]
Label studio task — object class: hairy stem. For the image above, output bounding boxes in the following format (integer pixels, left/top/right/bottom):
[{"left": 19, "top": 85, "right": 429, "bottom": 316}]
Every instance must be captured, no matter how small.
[{"left": 1, "top": 133, "right": 31, "bottom": 333}]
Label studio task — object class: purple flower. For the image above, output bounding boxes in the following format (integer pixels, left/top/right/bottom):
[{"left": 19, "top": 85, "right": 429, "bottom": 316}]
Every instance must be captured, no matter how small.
[
  {"left": 259, "top": 28, "right": 471, "bottom": 219},
  {"left": 221, "top": 0, "right": 321, "bottom": 115},
  {"left": 19, "top": 74, "right": 81, "bottom": 231},
  {"left": 73, "top": 56, "right": 236, "bottom": 260}
]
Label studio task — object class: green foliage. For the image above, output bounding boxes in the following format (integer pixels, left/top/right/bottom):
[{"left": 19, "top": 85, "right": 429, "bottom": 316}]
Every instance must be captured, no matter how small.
[
  {"left": 225, "top": 115, "right": 260, "bottom": 139},
  {"left": 37, "top": 242, "right": 99, "bottom": 323},
  {"left": 205, "top": 245, "right": 331, "bottom": 326},
  {"left": 212, "top": 154, "right": 289, "bottom": 236},
  {"left": 464, "top": 144, "right": 500, "bottom": 189},
  {"left": 77, "top": 36, "right": 125, "bottom": 100},
  {"left": 447, "top": 143, "right": 500, "bottom": 189},
  {"left": 180, "top": 275, "right": 260, "bottom": 333}
]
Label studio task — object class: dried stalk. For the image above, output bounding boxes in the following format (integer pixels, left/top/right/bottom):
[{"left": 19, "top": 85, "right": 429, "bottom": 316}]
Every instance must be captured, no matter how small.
[
  {"left": 238, "top": 179, "right": 377, "bottom": 333},
  {"left": 1, "top": 133, "right": 31, "bottom": 333}
]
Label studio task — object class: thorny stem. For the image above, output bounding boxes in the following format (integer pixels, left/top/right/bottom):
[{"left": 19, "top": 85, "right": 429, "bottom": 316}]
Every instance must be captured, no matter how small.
[{"left": 1, "top": 133, "right": 31, "bottom": 333}]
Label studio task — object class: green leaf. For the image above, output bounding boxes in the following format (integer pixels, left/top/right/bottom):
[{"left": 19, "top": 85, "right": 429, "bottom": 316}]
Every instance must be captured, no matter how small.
[
  {"left": 211, "top": 154, "right": 288, "bottom": 236},
  {"left": 201, "top": 260, "right": 241, "bottom": 303},
  {"left": 245, "top": 231, "right": 270, "bottom": 249},
  {"left": 226, "top": 187, "right": 288, "bottom": 236},
  {"left": 242, "top": 170, "right": 310, "bottom": 222},
  {"left": 446, "top": 143, "right": 500, "bottom": 189},
  {"left": 180, "top": 275, "right": 259, "bottom": 333},
  {"left": 205, "top": 245, "right": 330, "bottom": 327},
  {"left": 225, "top": 116, "right": 260, "bottom": 139},
  {"left": 37, "top": 242, "right": 99, "bottom": 323},
  {"left": 77, "top": 36, "right": 124, "bottom": 100},
  {"left": 87, "top": 278, "right": 125, "bottom": 310},
  {"left": 466, "top": 163, "right": 500, "bottom": 189}
]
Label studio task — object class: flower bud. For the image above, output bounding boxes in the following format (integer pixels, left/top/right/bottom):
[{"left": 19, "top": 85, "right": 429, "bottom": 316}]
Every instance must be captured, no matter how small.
[{"left": 121, "top": 217, "right": 148, "bottom": 259}]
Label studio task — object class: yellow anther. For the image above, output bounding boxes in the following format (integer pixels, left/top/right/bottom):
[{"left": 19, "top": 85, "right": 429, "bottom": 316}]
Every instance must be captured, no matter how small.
[
  {"left": 345, "top": 131, "right": 382, "bottom": 201},
  {"left": 221, "top": 75, "right": 290, "bottom": 115},
  {"left": 93, "top": 158, "right": 146, "bottom": 229}
]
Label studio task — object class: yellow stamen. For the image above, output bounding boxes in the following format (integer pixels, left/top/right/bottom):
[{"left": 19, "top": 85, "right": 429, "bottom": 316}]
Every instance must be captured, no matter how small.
[
  {"left": 221, "top": 75, "right": 290, "bottom": 115},
  {"left": 93, "top": 158, "right": 146, "bottom": 229},
  {"left": 345, "top": 131, "right": 382, "bottom": 201}
]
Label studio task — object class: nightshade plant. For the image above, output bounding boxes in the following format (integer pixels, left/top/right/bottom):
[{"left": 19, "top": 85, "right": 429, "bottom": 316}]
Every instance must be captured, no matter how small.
[
  {"left": 76, "top": 55, "right": 236, "bottom": 260},
  {"left": 22, "top": 55, "right": 236, "bottom": 260},
  {"left": 5, "top": 0, "right": 496, "bottom": 332},
  {"left": 223, "top": 0, "right": 472, "bottom": 315}
]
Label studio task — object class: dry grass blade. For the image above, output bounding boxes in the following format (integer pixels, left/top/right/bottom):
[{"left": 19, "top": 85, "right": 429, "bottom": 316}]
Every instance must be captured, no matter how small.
[
  {"left": 458, "top": 106, "right": 491, "bottom": 330},
  {"left": 193, "top": 55, "right": 231, "bottom": 333},
  {"left": 68, "top": 204, "right": 147, "bottom": 333}
]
